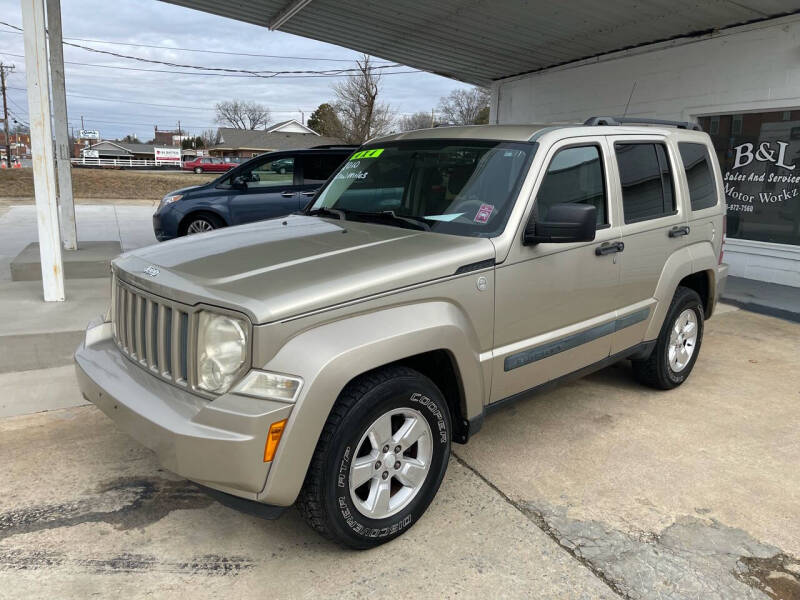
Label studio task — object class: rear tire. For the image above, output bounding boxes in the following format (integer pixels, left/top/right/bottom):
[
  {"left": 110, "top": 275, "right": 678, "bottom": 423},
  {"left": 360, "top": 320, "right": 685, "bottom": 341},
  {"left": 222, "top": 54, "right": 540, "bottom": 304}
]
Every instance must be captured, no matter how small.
[
  {"left": 297, "top": 366, "right": 451, "bottom": 549},
  {"left": 632, "top": 286, "right": 704, "bottom": 390}
]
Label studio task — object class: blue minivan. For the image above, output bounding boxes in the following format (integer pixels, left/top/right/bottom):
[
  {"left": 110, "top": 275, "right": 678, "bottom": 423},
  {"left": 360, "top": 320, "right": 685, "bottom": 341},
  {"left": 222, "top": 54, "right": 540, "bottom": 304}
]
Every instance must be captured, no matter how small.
[{"left": 153, "top": 146, "right": 354, "bottom": 241}]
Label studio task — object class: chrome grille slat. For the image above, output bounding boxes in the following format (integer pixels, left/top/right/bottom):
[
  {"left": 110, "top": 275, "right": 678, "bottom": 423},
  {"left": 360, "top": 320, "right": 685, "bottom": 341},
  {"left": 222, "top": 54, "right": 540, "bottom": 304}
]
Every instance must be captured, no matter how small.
[
  {"left": 111, "top": 276, "right": 193, "bottom": 389},
  {"left": 172, "top": 308, "right": 184, "bottom": 385}
]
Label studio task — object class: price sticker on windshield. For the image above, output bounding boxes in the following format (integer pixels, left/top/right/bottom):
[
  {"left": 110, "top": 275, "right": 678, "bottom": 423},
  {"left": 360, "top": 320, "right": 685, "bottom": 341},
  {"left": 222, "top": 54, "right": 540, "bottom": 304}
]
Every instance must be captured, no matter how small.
[{"left": 350, "top": 149, "right": 384, "bottom": 160}]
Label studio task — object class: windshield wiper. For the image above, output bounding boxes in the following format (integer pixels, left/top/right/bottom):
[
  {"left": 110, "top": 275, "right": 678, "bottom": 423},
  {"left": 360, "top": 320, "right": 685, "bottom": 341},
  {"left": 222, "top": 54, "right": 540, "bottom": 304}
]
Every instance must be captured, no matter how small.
[
  {"left": 378, "top": 211, "right": 431, "bottom": 231},
  {"left": 307, "top": 207, "right": 347, "bottom": 221}
]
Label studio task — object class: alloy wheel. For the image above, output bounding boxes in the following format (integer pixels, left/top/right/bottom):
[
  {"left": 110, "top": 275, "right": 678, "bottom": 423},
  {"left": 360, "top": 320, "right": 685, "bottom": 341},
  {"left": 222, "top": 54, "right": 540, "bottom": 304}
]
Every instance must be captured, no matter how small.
[
  {"left": 349, "top": 407, "right": 433, "bottom": 519},
  {"left": 668, "top": 308, "right": 698, "bottom": 372}
]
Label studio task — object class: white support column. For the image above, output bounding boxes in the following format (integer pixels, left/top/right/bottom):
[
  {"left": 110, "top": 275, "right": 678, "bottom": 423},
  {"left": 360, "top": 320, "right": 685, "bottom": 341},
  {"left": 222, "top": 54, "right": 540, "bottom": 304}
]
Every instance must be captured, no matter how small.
[
  {"left": 21, "top": 0, "right": 65, "bottom": 301},
  {"left": 46, "top": 0, "right": 77, "bottom": 250}
]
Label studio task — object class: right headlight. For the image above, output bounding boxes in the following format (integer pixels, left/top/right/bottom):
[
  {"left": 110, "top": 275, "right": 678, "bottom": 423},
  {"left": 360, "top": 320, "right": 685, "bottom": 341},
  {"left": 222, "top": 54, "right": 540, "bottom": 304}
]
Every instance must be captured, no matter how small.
[{"left": 196, "top": 311, "right": 248, "bottom": 394}]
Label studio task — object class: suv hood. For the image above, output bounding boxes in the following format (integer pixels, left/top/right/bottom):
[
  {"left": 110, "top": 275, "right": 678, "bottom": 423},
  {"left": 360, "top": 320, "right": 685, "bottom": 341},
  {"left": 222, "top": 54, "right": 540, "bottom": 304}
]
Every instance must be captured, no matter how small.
[{"left": 114, "top": 215, "right": 495, "bottom": 324}]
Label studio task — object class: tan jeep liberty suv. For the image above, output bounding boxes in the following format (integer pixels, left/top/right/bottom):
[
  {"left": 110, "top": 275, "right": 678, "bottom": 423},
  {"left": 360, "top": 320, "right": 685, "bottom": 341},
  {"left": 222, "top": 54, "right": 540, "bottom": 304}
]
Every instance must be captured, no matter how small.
[{"left": 75, "top": 117, "right": 728, "bottom": 548}]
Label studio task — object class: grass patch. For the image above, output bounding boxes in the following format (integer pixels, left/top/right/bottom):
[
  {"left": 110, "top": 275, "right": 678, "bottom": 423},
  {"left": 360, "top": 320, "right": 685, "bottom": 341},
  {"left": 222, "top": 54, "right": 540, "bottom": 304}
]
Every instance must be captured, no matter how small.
[{"left": 0, "top": 168, "right": 217, "bottom": 201}]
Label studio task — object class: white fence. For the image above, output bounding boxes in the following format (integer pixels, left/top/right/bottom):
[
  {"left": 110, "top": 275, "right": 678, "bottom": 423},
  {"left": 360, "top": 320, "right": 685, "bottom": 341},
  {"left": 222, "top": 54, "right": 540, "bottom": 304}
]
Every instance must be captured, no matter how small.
[{"left": 71, "top": 157, "right": 183, "bottom": 168}]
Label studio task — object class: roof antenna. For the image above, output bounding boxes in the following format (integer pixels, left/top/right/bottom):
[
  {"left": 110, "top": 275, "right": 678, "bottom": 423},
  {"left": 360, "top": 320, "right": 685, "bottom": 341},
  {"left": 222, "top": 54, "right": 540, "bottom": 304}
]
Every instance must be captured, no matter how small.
[{"left": 622, "top": 81, "right": 637, "bottom": 118}]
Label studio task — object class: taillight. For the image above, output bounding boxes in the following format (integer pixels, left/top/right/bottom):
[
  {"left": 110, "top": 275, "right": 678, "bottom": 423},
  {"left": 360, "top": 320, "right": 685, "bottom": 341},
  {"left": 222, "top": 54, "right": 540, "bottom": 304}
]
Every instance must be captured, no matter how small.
[{"left": 719, "top": 215, "right": 726, "bottom": 265}]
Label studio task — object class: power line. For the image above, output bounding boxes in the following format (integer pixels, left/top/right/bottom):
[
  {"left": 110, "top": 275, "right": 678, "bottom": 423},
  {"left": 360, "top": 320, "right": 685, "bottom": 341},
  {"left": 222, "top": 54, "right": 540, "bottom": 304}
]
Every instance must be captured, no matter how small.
[
  {"left": 0, "top": 23, "right": 392, "bottom": 63},
  {"left": 0, "top": 21, "right": 408, "bottom": 77},
  {"left": 6, "top": 85, "right": 316, "bottom": 113},
  {"left": 0, "top": 51, "right": 420, "bottom": 78}
]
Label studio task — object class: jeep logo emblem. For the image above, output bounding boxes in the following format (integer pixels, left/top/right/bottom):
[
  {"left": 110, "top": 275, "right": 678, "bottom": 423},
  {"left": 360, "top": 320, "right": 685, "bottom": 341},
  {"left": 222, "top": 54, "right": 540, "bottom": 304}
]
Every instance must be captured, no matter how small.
[{"left": 144, "top": 265, "right": 160, "bottom": 277}]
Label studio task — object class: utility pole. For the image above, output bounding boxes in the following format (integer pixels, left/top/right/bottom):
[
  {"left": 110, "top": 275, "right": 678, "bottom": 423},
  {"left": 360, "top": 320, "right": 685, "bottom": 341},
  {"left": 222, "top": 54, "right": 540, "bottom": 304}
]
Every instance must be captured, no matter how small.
[
  {"left": 299, "top": 110, "right": 305, "bottom": 125},
  {"left": 80, "top": 115, "right": 84, "bottom": 130},
  {"left": 430, "top": 108, "right": 435, "bottom": 127},
  {"left": 0, "top": 63, "right": 14, "bottom": 166}
]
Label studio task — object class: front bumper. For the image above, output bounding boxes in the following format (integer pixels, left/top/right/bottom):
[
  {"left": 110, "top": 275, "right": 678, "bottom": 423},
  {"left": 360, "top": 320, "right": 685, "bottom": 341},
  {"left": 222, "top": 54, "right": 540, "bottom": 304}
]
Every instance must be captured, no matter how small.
[{"left": 75, "top": 321, "right": 293, "bottom": 505}]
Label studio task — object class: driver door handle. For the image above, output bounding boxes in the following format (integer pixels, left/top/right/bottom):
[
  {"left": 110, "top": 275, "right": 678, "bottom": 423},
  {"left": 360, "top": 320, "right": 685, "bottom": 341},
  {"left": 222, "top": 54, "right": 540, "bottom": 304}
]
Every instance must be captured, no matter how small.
[
  {"left": 668, "top": 225, "right": 691, "bottom": 238},
  {"left": 595, "top": 241, "right": 625, "bottom": 256},
  {"left": 281, "top": 191, "right": 297, "bottom": 198}
]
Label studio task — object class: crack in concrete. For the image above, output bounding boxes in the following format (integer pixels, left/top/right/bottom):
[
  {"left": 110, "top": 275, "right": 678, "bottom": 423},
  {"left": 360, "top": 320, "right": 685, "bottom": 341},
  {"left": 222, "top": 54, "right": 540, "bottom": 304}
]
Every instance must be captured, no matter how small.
[
  {"left": 453, "top": 452, "right": 800, "bottom": 600},
  {"left": 451, "top": 452, "right": 630, "bottom": 598}
]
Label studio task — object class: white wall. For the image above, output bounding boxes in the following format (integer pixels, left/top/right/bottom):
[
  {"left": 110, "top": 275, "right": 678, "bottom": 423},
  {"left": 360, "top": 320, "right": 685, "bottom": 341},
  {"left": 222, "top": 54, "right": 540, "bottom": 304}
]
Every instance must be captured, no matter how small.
[
  {"left": 491, "top": 15, "right": 800, "bottom": 286},
  {"left": 492, "top": 15, "right": 800, "bottom": 125}
]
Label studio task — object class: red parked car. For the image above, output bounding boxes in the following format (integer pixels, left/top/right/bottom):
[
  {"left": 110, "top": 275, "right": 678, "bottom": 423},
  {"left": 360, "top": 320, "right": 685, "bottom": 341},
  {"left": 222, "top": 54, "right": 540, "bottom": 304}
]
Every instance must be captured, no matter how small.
[{"left": 182, "top": 157, "right": 237, "bottom": 174}]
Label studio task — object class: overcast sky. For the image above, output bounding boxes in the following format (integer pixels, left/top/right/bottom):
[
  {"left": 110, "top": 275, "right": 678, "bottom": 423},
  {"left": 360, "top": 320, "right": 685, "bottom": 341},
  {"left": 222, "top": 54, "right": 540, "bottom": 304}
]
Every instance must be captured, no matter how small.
[{"left": 0, "top": 0, "right": 469, "bottom": 141}]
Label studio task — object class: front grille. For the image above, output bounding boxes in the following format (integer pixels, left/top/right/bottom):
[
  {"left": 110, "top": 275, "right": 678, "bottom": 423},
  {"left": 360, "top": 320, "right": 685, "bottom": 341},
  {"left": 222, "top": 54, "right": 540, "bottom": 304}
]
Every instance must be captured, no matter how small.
[{"left": 112, "top": 276, "right": 194, "bottom": 388}]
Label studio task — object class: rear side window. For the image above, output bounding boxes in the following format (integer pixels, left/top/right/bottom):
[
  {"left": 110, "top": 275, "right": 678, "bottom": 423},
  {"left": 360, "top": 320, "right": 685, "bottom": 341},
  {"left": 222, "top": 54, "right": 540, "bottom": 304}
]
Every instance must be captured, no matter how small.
[
  {"left": 615, "top": 143, "right": 676, "bottom": 223},
  {"left": 535, "top": 145, "right": 607, "bottom": 225},
  {"left": 301, "top": 154, "right": 347, "bottom": 184},
  {"left": 678, "top": 143, "right": 717, "bottom": 210}
]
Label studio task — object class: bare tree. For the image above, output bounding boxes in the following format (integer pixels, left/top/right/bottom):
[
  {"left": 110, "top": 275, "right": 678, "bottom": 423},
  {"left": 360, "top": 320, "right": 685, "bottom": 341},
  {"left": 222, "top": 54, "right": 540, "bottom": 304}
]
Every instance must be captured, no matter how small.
[
  {"left": 333, "top": 55, "right": 395, "bottom": 143},
  {"left": 215, "top": 99, "right": 271, "bottom": 130},
  {"left": 200, "top": 128, "right": 221, "bottom": 147},
  {"left": 399, "top": 111, "right": 434, "bottom": 132},
  {"left": 438, "top": 87, "right": 490, "bottom": 125}
]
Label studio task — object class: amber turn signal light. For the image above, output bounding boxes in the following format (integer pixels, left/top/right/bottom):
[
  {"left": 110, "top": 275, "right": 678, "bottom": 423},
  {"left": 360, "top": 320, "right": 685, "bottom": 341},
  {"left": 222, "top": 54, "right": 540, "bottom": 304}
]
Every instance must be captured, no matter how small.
[{"left": 263, "top": 419, "right": 288, "bottom": 462}]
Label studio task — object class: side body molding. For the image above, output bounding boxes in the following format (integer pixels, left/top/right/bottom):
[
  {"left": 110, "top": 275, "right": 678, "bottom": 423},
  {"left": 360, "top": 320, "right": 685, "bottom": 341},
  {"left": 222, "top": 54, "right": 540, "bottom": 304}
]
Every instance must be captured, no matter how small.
[{"left": 258, "top": 301, "right": 486, "bottom": 506}]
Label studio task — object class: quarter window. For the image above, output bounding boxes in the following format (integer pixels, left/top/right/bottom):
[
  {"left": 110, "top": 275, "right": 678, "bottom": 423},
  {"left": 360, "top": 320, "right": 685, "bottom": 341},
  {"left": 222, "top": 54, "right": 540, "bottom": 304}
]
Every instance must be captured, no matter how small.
[
  {"left": 615, "top": 143, "right": 676, "bottom": 223},
  {"left": 535, "top": 145, "right": 607, "bottom": 225},
  {"left": 678, "top": 143, "right": 717, "bottom": 211}
]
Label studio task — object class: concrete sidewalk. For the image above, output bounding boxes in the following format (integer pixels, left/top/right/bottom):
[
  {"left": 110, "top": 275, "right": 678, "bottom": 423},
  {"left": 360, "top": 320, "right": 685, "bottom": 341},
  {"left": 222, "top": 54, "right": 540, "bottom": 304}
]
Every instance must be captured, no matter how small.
[
  {"left": 722, "top": 275, "right": 800, "bottom": 323},
  {"left": 0, "top": 204, "right": 156, "bottom": 282}
]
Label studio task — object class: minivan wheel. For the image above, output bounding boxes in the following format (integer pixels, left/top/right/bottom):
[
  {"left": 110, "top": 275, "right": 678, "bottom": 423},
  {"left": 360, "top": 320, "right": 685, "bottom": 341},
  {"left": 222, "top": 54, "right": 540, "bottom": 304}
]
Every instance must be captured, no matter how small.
[
  {"left": 632, "top": 286, "right": 704, "bottom": 390},
  {"left": 194, "top": 166, "right": 203, "bottom": 174},
  {"left": 297, "top": 366, "right": 451, "bottom": 549},
  {"left": 180, "top": 213, "right": 223, "bottom": 236}
]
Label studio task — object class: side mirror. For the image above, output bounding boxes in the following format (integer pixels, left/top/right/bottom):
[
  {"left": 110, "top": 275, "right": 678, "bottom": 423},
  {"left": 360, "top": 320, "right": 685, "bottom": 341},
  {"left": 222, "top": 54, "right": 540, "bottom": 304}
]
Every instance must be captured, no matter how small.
[
  {"left": 231, "top": 175, "right": 248, "bottom": 189},
  {"left": 524, "top": 203, "right": 597, "bottom": 245}
]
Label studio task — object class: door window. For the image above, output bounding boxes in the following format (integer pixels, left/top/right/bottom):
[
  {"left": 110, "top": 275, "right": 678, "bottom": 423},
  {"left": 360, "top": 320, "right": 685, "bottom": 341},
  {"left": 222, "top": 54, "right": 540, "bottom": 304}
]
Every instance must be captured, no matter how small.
[
  {"left": 535, "top": 145, "right": 607, "bottom": 225},
  {"left": 615, "top": 143, "right": 675, "bottom": 223},
  {"left": 243, "top": 157, "right": 294, "bottom": 188},
  {"left": 678, "top": 143, "right": 717, "bottom": 211},
  {"left": 301, "top": 154, "right": 347, "bottom": 185}
]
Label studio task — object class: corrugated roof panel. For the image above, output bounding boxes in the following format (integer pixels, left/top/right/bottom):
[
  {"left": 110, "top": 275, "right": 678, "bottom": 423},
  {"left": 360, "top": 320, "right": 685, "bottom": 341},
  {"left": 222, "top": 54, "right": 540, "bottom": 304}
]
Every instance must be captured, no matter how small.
[{"left": 161, "top": 0, "right": 800, "bottom": 85}]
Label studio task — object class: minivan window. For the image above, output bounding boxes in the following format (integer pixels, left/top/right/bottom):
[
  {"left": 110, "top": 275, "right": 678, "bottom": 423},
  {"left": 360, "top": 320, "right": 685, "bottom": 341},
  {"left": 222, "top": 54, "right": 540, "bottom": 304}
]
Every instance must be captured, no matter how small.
[
  {"left": 310, "top": 140, "right": 535, "bottom": 237},
  {"left": 302, "top": 154, "right": 346, "bottom": 185},
  {"left": 678, "top": 142, "right": 717, "bottom": 210},
  {"left": 244, "top": 157, "right": 294, "bottom": 188},
  {"left": 536, "top": 145, "right": 607, "bottom": 225},
  {"left": 616, "top": 142, "right": 676, "bottom": 223}
]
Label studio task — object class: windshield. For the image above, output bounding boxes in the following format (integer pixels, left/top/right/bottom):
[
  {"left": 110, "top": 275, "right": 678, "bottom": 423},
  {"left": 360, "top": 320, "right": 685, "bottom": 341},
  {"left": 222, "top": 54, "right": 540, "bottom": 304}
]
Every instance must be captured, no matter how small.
[{"left": 309, "top": 139, "right": 535, "bottom": 237}]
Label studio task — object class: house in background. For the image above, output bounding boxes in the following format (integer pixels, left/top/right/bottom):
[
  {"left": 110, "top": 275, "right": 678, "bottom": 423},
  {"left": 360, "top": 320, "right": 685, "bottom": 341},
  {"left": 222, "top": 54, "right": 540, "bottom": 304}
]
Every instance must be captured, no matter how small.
[
  {"left": 209, "top": 120, "right": 345, "bottom": 159},
  {"left": 79, "top": 140, "right": 157, "bottom": 160}
]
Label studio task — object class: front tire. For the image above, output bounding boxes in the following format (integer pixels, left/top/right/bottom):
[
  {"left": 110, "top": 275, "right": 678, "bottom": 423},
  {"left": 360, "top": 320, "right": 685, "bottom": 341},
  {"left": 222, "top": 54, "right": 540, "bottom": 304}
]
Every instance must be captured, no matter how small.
[
  {"left": 180, "top": 213, "right": 223, "bottom": 236},
  {"left": 632, "top": 286, "right": 704, "bottom": 390},
  {"left": 298, "top": 366, "right": 451, "bottom": 549},
  {"left": 194, "top": 166, "right": 203, "bottom": 174}
]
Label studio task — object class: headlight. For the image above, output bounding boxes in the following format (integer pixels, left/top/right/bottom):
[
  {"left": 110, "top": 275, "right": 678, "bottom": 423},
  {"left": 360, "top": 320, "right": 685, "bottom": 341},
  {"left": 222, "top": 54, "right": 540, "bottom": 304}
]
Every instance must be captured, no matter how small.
[
  {"left": 196, "top": 311, "right": 248, "bottom": 394},
  {"left": 158, "top": 194, "right": 183, "bottom": 210}
]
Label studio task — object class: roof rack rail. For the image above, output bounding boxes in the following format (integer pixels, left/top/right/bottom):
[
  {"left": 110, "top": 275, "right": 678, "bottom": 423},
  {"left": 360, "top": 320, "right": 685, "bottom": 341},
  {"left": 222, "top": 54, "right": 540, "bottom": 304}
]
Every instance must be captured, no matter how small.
[{"left": 584, "top": 116, "right": 702, "bottom": 131}]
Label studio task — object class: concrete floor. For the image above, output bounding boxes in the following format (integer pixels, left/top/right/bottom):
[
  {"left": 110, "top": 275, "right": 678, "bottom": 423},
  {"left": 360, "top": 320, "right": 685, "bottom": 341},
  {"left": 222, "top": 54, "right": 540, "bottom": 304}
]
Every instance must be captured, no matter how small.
[{"left": 1, "top": 305, "right": 799, "bottom": 599}]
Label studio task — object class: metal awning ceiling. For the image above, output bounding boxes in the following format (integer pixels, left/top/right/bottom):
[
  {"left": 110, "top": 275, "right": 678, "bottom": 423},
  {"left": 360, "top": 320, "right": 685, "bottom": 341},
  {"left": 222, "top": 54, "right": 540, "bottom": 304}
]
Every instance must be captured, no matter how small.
[{"left": 161, "top": 0, "right": 800, "bottom": 85}]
